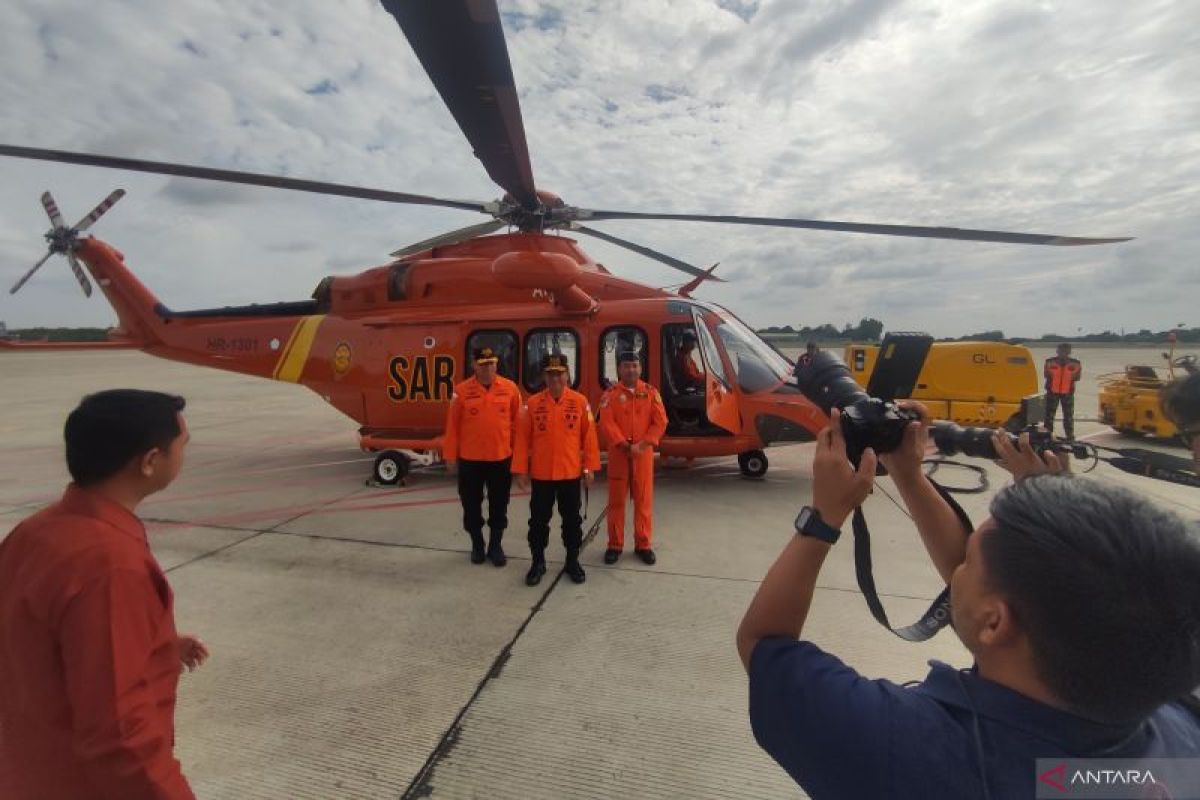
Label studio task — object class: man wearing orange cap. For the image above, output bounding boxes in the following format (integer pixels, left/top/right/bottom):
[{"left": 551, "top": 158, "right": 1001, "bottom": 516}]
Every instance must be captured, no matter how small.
[
  {"left": 599, "top": 350, "right": 667, "bottom": 565},
  {"left": 513, "top": 353, "right": 601, "bottom": 586},
  {"left": 443, "top": 347, "right": 522, "bottom": 566}
]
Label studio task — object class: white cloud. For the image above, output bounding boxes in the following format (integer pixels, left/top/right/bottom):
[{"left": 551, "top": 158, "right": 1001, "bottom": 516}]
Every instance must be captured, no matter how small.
[{"left": 0, "top": 0, "right": 1197, "bottom": 336}]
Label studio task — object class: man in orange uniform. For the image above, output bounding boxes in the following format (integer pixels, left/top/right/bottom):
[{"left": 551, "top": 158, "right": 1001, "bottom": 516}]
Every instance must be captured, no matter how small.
[
  {"left": 599, "top": 351, "right": 667, "bottom": 565},
  {"left": 443, "top": 347, "right": 522, "bottom": 566},
  {"left": 1043, "top": 343, "right": 1083, "bottom": 439},
  {"left": 0, "top": 390, "right": 207, "bottom": 800},
  {"left": 513, "top": 354, "right": 601, "bottom": 586},
  {"left": 673, "top": 331, "right": 705, "bottom": 390}
]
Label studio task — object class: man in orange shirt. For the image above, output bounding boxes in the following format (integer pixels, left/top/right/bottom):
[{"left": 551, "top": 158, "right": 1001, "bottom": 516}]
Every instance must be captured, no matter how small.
[
  {"left": 443, "top": 347, "right": 522, "bottom": 566},
  {"left": 1043, "top": 343, "right": 1083, "bottom": 439},
  {"left": 599, "top": 351, "right": 667, "bottom": 565},
  {"left": 672, "top": 331, "right": 705, "bottom": 390},
  {"left": 513, "top": 354, "right": 600, "bottom": 586},
  {"left": 0, "top": 389, "right": 207, "bottom": 800}
]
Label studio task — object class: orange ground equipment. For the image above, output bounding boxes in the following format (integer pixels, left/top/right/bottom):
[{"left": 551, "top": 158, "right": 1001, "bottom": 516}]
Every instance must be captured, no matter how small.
[{"left": 0, "top": 3, "right": 1128, "bottom": 483}]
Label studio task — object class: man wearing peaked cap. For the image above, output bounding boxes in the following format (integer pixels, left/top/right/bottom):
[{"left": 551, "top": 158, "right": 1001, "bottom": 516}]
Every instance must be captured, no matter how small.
[
  {"left": 443, "top": 346, "right": 522, "bottom": 566},
  {"left": 598, "top": 350, "right": 667, "bottom": 565},
  {"left": 512, "top": 353, "right": 601, "bottom": 586}
]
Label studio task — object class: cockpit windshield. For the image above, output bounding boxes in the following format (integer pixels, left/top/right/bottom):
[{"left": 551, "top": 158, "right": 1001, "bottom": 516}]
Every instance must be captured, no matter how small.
[{"left": 713, "top": 314, "right": 794, "bottom": 393}]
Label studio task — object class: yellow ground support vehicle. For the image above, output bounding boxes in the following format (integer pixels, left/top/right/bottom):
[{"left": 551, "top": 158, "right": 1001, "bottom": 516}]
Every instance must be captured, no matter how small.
[
  {"left": 844, "top": 341, "right": 1041, "bottom": 428},
  {"left": 1098, "top": 343, "right": 1197, "bottom": 440}
]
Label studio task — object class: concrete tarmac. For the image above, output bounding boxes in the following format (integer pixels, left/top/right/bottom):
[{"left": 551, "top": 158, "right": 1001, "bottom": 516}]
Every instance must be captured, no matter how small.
[{"left": 2, "top": 349, "right": 1197, "bottom": 799}]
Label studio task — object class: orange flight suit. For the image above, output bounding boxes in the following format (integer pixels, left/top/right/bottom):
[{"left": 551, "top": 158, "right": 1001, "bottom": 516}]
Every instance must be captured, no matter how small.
[
  {"left": 442, "top": 374, "right": 521, "bottom": 463},
  {"left": 599, "top": 379, "right": 667, "bottom": 551},
  {"left": 675, "top": 348, "right": 704, "bottom": 389},
  {"left": 512, "top": 387, "right": 601, "bottom": 480}
]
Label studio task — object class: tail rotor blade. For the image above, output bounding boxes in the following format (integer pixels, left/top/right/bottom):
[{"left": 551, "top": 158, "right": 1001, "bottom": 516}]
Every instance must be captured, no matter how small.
[
  {"left": 67, "top": 253, "right": 93, "bottom": 297},
  {"left": 40, "top": 191, "right": 65, "bottom": 229},
  {"left": 10, "top": 250, "right": 54, "bottom": 294},
  {"left": 73, "top": 189, "right": 125, "bottom": 232}
]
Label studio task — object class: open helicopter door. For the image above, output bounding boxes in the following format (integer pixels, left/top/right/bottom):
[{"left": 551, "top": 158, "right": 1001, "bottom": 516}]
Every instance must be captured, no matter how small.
[{"left": 692, "top": 309, "right": 742, "bottom": 435}]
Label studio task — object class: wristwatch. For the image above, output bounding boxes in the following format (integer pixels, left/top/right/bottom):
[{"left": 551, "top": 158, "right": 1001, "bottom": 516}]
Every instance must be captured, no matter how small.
[{"left": 794, "top": 505, "right": 841, "bottom": 544}]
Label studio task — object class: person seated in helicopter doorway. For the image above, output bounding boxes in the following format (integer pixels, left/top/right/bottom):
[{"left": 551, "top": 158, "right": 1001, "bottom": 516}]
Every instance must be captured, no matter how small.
[
  {"left": 512, "top": 353, "right": 601, "bottom": 586},
  {"left": 672, "top": 330, "right": 705, "bottom": 391},
  {"left": 442, "top": 347, "right": 522, "bottom": 566},
  {"left": 599, "top": 350, "right": 667, "bottom": 566},
  {"left": 1161, "top": 369, "right": 1200, "bottom": 469}
]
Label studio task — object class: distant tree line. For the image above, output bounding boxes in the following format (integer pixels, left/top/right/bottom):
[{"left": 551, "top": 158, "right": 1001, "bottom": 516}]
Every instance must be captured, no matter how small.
[
  {"left": 756, "top": 321, "right": 1199, "bottom": 345},
  {"left": 5, "top": 327, "right": 112, "bottom": 342}
]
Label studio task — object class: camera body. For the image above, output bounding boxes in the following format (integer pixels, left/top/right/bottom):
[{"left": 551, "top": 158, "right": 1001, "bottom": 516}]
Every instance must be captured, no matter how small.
[{"left": 840, "top": 397, "right": 921, "bottom": 466}]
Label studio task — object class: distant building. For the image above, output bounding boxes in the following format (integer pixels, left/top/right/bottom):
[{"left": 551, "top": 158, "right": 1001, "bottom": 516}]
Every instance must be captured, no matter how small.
[{"left": 0, "top": 321, "right": 10, "bottom": 340}]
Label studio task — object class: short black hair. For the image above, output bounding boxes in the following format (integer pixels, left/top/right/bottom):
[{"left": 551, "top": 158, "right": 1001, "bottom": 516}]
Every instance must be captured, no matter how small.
[
  {"left": 981, "top": 476, "right": 1200, "bottom": 723},
  {"left": 1162, "top": 372, "right": 1200, "bottom": 435},
  {"left": 64, "top": 390, "right": 187, "bottom": 486}
]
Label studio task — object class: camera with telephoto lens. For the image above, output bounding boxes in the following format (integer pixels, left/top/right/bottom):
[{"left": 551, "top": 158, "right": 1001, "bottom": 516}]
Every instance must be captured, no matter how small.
[{"left": 792, "top": 336, "right": 1083, "bottom": 465}]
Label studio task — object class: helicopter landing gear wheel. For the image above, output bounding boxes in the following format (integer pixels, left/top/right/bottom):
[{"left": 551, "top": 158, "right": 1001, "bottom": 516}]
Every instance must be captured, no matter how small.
[
  {"left": 372, "top": 450, "right": 409, "bottom": 486},
  {"left": 738, "top": 449, "right": 768, "bottom": 478}
]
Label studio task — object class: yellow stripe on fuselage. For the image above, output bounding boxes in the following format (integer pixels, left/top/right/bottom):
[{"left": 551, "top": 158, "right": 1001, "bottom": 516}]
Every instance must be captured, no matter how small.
[{"left": 272, "top": 315, "right": 326, "bottom": 382}]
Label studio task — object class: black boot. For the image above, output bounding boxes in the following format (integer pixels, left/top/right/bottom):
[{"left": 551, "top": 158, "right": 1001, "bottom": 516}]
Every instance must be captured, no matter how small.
[
  {"left": 564, "top": 552, "right": 586, "bottom": 584},
  {"left": 487, "top": 531, "right": 507, "bottom": 567},
  {"left": 469, "top": 532, "right": 486, "bottom": 564},
  {"left": 525, "top": 553, "right": 547, "bottom": 586}
]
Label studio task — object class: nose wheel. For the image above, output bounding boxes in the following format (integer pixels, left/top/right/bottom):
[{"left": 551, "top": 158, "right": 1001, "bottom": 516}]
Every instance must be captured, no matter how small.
[
  {"left": 372, "top": 450, "right": 410, "bottom": 485},
  {"left": 738, "top": 449, "right": 768, "bottom": 478}
]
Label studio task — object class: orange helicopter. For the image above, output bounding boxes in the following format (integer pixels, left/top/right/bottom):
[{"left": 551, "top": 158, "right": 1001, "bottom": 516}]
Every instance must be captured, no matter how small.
[{"left": 0, "top": 2, "right": 1128, "bottom": 484}]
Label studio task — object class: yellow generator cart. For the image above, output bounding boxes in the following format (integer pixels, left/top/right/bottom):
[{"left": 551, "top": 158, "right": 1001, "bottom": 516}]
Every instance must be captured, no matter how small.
[
  {"left": 1098, "top": 350, "right": 1196, "bottom": 440},
  {"left": 844, "top": 341, "right": 1041, "bottom": 429}
]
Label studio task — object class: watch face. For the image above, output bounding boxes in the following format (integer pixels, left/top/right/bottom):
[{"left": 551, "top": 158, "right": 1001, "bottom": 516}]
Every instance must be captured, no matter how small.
[{"left": 795, "top": 506, "right": 814, "bottom": 531}]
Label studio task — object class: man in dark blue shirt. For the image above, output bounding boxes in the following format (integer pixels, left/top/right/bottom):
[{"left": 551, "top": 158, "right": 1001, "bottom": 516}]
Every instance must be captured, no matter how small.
[{"left": 737, "top": 406, "right": 1200, "bottom": 799}]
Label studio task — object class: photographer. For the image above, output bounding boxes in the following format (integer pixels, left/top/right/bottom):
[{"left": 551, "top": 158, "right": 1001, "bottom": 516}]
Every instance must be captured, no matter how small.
[{"left": 737, "top": 404, "right": 1200, "bottom": 799}]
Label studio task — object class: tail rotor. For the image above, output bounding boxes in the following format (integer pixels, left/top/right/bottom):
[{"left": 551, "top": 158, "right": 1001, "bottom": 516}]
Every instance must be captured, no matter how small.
[{"left": 9, "top": 189, "right": 125, "bottom": 298}]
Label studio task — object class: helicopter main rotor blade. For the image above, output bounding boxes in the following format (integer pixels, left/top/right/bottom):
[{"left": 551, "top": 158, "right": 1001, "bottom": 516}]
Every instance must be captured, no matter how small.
[
  {"left": 569, "top": 224, "right": 724, "bottom": 281},
  {"left": 570, "top": 209, "right": 1132, "bottom": 246},
  {"left": 381, "top": 0, "right": 539, "bottom": 211},
  {"left": 9, "top": 250, "right": 53, "bottom": 295},
  {"left": 67, "top": 253, "right": 94, "bottom": 298},
  {"left": 0, "top": 145, "right": 491, "bottom": 214},
  {"left": 390, "top": 220, "right": 506, "bottom": 258}
]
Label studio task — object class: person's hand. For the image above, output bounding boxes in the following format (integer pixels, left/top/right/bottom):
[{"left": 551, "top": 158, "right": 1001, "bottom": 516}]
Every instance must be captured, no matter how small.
[
  {"left": 583, "top": 469, "right": 594, "bottom": 486},
  {"left": 631, "top": 441, "right": 648, "bottom": 455},
  {"left": 992, "top": 430, "right": 1066, "bottom": 479},
  {"left": 516, "top": 474, "right": 530, "bottom": 491},
  {"left": 877, "top": 400, "right": 931, "bottom": 482},
  {"left": 446, "top": 461, "right": 457, "bottom": 476},
  {"left": 812, "top": 409, "right": 877, "bottom": 530},
  {"left": 177, "top": 634, "right": 209, "bottom": 672}
]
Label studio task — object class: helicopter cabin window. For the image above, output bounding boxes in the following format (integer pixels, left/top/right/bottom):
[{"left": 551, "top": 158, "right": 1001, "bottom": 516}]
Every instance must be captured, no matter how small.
[
  {"left": 600, "top": 327, "right": 647, "bottom": 389},
  {"left": 524, "top": 329, "right": 579, "bottom": 393},
  {"left": 465, "top": 330, "right": 519, "bottom": 383},
  {"left": 694, "top": 318, "right": 730, "bottom": 390}
]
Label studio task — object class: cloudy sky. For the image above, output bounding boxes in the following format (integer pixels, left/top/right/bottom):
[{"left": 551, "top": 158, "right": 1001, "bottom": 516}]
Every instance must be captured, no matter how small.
[{"left": 0, "top": 0, "right": 1196, "bottom": 337}]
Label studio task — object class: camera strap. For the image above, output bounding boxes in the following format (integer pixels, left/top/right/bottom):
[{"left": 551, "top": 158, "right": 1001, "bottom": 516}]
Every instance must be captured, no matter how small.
[{"left": 851, "top": 479, "right": 975, "bottom": 642}]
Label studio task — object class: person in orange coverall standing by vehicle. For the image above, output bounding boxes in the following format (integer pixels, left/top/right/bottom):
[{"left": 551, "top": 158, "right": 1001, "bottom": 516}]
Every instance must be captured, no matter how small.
[
  {"left": 513, "top": 353, "right": 600, "bottom": 587},
  {"left": 443, "top": 346, "right": 522, "bottom": 567},
  {"left": 599, "top": 350, "right": 667, "bottom": 566},
  {"left": 0, "top": 390, "right": 207, "bottom": 800}
]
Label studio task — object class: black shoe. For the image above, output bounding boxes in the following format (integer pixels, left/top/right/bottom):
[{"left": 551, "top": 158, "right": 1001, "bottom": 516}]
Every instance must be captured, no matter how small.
[
  {"left": 487, "top": 543, "right": 507, "bottom": 567},
  {"left": 469, "top": 534, "right": 486, "bottom": 564},
  {"left": 635, "top": 548, "right": 657, "bottom": 565},
  {"left": 603, "top": 548, "right": 620, "bottom": 565},
  {"left": 564, "top": 559, "right": 586, "bottom": 584},
  {"left": 525, "top": 560, "right": 546, "bottom": 586}
]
